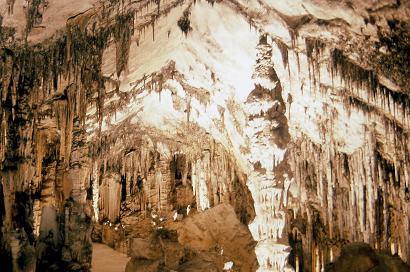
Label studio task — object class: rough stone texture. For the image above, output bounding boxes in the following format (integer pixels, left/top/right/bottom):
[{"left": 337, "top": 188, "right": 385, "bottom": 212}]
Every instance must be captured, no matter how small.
[
  {"left": 174, "top": 203, "right": 258, "bottom": 271},
  {"left": 125, "top": 203, "right": 257, "bottom": 272}
]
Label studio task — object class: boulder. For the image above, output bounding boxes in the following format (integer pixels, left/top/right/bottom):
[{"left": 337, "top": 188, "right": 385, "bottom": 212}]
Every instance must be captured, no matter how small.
[
  {"left": 326, "top": 243, "right": 410, "bottom": 272},
  {"left": 125, "top": 259, "right": 160, "bottom": 272},
  {"left": 129, "top": 238, "right": 162, "bottom": 260}
]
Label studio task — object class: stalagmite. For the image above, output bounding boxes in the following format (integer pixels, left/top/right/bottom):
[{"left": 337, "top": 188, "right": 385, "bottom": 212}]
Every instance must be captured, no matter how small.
[{"left": 245, "top": 34, "right": 293, "bottom": 271}]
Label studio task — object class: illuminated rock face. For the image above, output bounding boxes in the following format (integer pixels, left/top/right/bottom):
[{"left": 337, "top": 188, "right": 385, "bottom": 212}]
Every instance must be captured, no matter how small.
[
  {"left": 282, "top": 44, "right": 410, "bottom": 271},
  {"left": 245, "top": 34, "right": 293, "bottom": 271},
  {"left": 0, "top": 0, "right": 410, "bottom": 271}
]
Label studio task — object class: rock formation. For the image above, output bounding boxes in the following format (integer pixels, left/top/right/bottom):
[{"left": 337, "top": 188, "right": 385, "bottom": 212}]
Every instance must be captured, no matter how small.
[
  {"left": 125, "top": 204, "right": 257, "bottom": 272},
  {"left": 0, "top": 0, "right": 409, "bottom": 271}
]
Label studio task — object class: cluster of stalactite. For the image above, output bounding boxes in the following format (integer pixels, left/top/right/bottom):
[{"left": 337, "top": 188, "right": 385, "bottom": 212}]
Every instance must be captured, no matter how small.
[
  {"left": 286, "top": 133, "right": 410, "bottom": 272},
  {"left": 0, "top": 0, "right": 162, "bottom": 270},
  {"left": 305, "top": 37, "right": 409, "bottom": 131},
  {"left": 283, "top": 37, "right": 410, "bottom": 272},
  {"left": 89, "top": 134, "right": 255, "bottom": 225},
  {"left": 25, "top": 0, "right": 48, "bottom": 35}
]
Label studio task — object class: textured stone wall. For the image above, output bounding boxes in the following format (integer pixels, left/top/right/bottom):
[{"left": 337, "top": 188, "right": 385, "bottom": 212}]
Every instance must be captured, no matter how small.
[
  {"left": 93, "top": 134, "right": 255, "bottom": 225},
  {"left": 274, "top": 35, "right": 410, "bottom": 272},
  {"left": 0, "top": 1, "right": 143, "bottom": 269}
]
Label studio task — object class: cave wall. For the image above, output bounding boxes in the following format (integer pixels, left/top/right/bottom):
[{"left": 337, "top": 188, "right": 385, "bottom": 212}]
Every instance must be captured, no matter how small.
[
  {"left": 91, "top": 132, "right": 255, "bottom": 224},
  {"left": 0, "top": 45, "right": 94, "bottom": 270},
  {"left": 0, "top": 0, "right": 409, "bottom": 271},
  {"left": 0, "top": 1, "right": 147, "bottom": 270},
  {"left": 0, "top": 2, "right": 258, "bottom": 269},
  {"left": 274, "top": 38, "right": 410, "bottom": 271}
]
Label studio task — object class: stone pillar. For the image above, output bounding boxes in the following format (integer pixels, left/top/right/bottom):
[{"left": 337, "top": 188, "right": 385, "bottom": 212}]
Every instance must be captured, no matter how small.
[
  {"left": 60, "top": 120, "right": 93, "bottom": 271},
  {"left": 245, "top": 33, "right": 293, "bottom": 271}
]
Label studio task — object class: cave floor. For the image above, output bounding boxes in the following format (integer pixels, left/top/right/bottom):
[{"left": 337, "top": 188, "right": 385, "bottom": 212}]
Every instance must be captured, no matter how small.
[{"left": 92, "top": 243, "right": 130, "bottom": 272}]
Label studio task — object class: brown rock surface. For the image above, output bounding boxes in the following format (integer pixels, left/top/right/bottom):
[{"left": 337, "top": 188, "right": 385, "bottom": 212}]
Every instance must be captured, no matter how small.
[
  {"left": 326, "top": 243, "right": 410, "bottom": 272},
  {"left": 125, "top": 204, "right": 257, "bottom": 272}
]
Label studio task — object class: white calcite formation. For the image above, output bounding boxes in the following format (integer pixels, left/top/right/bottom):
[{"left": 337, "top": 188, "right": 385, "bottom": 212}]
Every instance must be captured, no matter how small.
[
  {"left": 245, "top": 34, "right": 293, "bottom": 271},
  {"left": 0, "top": 0, "right": 409, "bottom": 271}
]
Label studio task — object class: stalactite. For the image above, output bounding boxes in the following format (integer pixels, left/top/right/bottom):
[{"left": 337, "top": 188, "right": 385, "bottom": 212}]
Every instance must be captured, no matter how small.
[
  {"left": 90, "top": 128, "right": 254, "bottom": 227},
  {"left": 25, "top": 0, "right": 47, "bottom": 35},
  {"left": 289, "top": 40, "right": 410, "bottom": 269},
  {"left": 0, "top": 0, "right": 148, "bottom": 269},
  {"left": 288, "top": 132, "right": 410, "bottom": 269},
  {"left": 274, "top": 38, "right": 289, "bottom": 68},
  {"left": 114, "top": 13, "right": 135, "bottom": 77}
]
